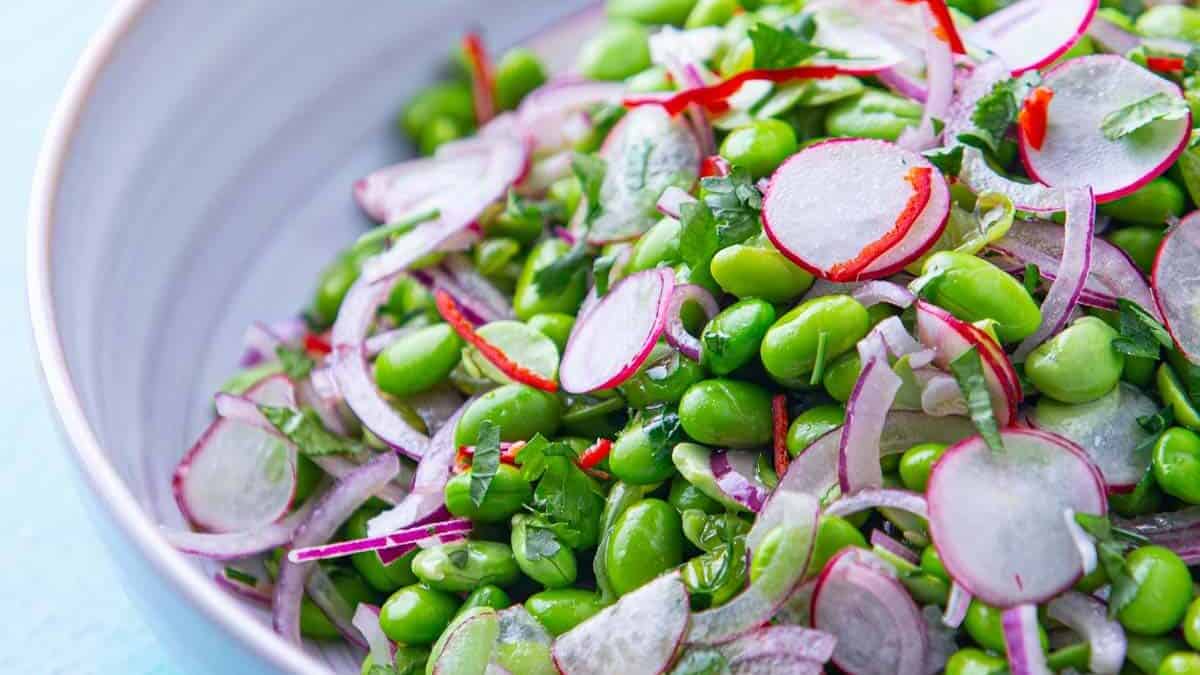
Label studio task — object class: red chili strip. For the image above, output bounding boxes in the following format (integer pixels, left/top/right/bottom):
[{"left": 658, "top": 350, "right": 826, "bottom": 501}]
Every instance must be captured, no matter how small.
[
  {"left": 1148, "top": 56, "right": 1186, "bottom": 73},
  {"left": 924, "top": 0, "right": 967, "bottom": 55},
  {"left": 773, "top": 395, "right": 789, "bottom": 478},
  {"left": 625, "top": 66, "right": 845, "bottom": 116},
  {"left": 454, "top": 441, "right": 525, "bottom": 473},
  {"left": 1018, "top": 87, "right": 1054, "bottom": 152},
  {"left": 462, "top": 32, "right": 496, "bottom": 125},
  {"left": 577, "top": 438, "right": 613, "bottom": 470},
  {"left": 826, "top": 167, "right": 932, "bottom": 282},
  {"left": 700, "top": 155, "right": 732, "bottom": 178},
  {"left": 304, "top": 332, "right": 332, "bottom": 356},
  {"left": 435, "top": 290, "right": 558, "bottom": 392}
]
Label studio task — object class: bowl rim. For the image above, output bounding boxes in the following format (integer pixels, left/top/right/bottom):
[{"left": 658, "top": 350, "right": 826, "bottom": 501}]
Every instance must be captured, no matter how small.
[{"left": 25, "top": 1, "right": 331, "bottom": 672}]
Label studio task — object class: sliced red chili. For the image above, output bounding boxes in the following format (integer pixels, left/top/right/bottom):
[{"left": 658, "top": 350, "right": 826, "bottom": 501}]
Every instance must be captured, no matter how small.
[
  {"left": 826, "top": 167, "right": 933, "bottom": 282},
  {"left": 435, "top": 290, "right": 559, "bottom": 392},
  {"left": 700, "top": 155, "right": 732, "bottom": 179},
  {"left": 304, "top": 332, "right": 332, "bottom": 356},
  {"left": 577, "top": 438, "right": 613, "bottom": 470},
  {"left": 455, "top": 441, "right": 524, "bottom": 473},
  {"left": 772, "top": 394, "right": 789, "bottom": 478},
  {"left": 924, "top": 0, "right": 967, "bottom": 55},
  {"left": 461, "top": 32, "right": 496, "bottom": 125},
  {"left": 1018, "top": 86, "right": 1055, "bottom": 152},
  {"left": 625, "top": 66, "right": 845, "bottom": 116},
  {"left": 1148, "top": 56, "right": 1186, "bottom": 73}
]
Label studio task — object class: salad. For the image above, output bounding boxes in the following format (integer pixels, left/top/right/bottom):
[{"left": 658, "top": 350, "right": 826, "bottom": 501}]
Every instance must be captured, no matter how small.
[{"left": 161, "top": 0, "right": 1200, "bottom": 673}]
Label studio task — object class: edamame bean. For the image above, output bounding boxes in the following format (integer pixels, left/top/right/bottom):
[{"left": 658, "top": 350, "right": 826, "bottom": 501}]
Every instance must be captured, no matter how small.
[
  {"left": 458, "top": 585, "right": 512, "bottom": 614},
  {"left": 1153, "top": 427, "right": 1200, "bottom": 504},
  {"left": 513, "top": 239, "right": 589, "bottom": 320},
  {"left": 1026, "top": 316, "right": 1124, "bottom": 404},
  {"left": 899, "top": 443, "right": 948, "bottom": 493},
  {"left": 1099, "top": 178, "right": 1185, "bottom": 227},
  {"left": 411, "top": 540, "right": 521, "bottom": 593},
  {"left": 1158, "top": 364, "right": 1200, "bottom": 432},
  {"left": 760, "top": 295, "right": 871, "bottom": 384},
  {"left": 709, "top": 242, "right": 815, "bottom": 303},
  {"left": 822, "top": 352, "right": 861, "bottom": 403},
  {"left": 1110, "top": 473, "right": 1166, "bottom": 517},
  {"left": 1118, "top": 545, "right": 1193, "bottom": 636},
  {"left": 494, "top": 48, "right": 547, "bottom": 111},
  {"left": 669, "top": 473, "right": 724, "bottom": 515},
  {"left": 419, "top": 116, "right": 465, "bottom": 156},
  {"left": 685, "top": 0, "right": 736, "bottom": 28},
  {"left": 965, "top": 600, "right": 1048, "bottom": 652},
  {"left": 343, "top": 505, "right": 418, "bottom": 593},
  {"left": 825, "top": 89, "right": 923, "bottom": 141},
  {"left": 920, "top": 251, "right": 1042, "bottom": 343},
  {"left": 576, "top": 22, "right": 652, "bottom": 81},
  {"left": 626, "top": 217, "right": 682, "bottom": 273},
  {"left": 701, "top": 299, "right": 777, "bottom": 375},
  {"left": 379, "top": 584, "right": 461, "bottom": 645},
  {"left": 1130, "top": 635, "right": 1192, "bottom": 674},
  {"left": 786, "top": 405, "right": 845, "bottom": 456},
  {"left": 512, "top": 514, "right": 578, "bottom": 589},
  {"left": 386, "top": 274, "right": 436, "bottom": 321},
  {"left": 626, "top": 66, "right": 674, "bottom": 93},
  {"left": 607, "top": 0, "right": 697, "bottom": 26},
  {"left": 1184, "top": 598, "right": 1200, "bottom": 651},
  {"left": 620, "top": 348, "right": 705, "bottom": 408},
  {"left": 678, "top": 379, "right": 774, "bottom": 447},
  {"left": 720, "top": 119, "right": 798, "bottom": 179},
  {"left": 1108, "top": 226, "right": 1166, "bottom": 274},
  {"left": 374, "top": 324, "right": 463, "bottom": 397},
  {"left": 454, "top": 383, "right": 562, "bottom": 447},
  {"left": 445, "top": 464, "right": 533, "bottom": 523},
  {"left": 400, "top": 81, "right": 475, "bottom": 140},
  {"left": 526, "top": 313, "right": 575, "bottom": 353},
  {"left": 525, "top": 589, "right": 609, "bottom": 636},
  {"left": 1136, "top": 6, "right": 1200, "bottom": 42},
  {"left": 310, "top": 256, "right": 360, "bottom": 328},
  {"left": 1160, "top": 653, "right": 1200, "bottom": 675},
  {"left": 807, "top": 516, "right": 868, "bottom": 576},
  {"left": 945, "top": 648, "right": 1007, "bottom": 675},
  {"left": 920, "top": 546, "right": 949, "bottom": 582},
  {"left": 609, "top": 416, "right": 678, "bottom": 484},
  {"left": 301, "top": 569, "right": 378, "bottom": 640},
  {"left": 474, "top": 237, "right": 522, "bottom": 278},
  {"left": 605, "top": 499, "right": 684, "bottom": 596}
]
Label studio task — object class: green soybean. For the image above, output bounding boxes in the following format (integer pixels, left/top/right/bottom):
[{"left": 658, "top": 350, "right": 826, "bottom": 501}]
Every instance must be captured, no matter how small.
[
  {"left": 720, "top": 119, "right": 798, "bottom": 179},
  {"left": 379, "top": 584, "right": 461, "bottom": 646},
  {"left": 410, "top": 540, "right": 520, "bottom": 593},
  {"left": 678, "top": 379, "right": 774, "bottom": 448},
  {"left": 419, "top": 116, "right": 465, "bottom": 156},
  {"left": 605, "top": 499, "right": 684, "bottom": 596},
  {"left": 301, "top": 569, "right": 378, "bottom": 640},
  {"left": 807, "top": 516, "right": 868, "bottom": 576},
  {"left": 400, "top": 81, "right": 475, "bottom": 140},
  {"left": 513, "top": 239, "right": 589, "bottom": 320},
  {"left": 494, "top": 48, "right": 547, "bottom": 111},
  {"left": 1136, "top": 6, "right": 1200, "bottom": 42},
  {"left": 1153, "top": 427, "right": 1200, "bottom": 504},
  {"left": 310, "top": 256, "right": 361, "bottom": 328},
  {"left": 668, "top": 473, "right": 724, "bottom": 515},
  {"left": 525, "top": 589, "right": 609, "bottom": 636},
  {"left": 374, "top": 324, "right": 464, "bottom": 397},
  {"left": 1160, "top": 653, "right": 1200, "bottom": 675},
  {"left": 607, "top": 0, "right": 697, "bottom": 26},
  {"left": 899, "top": 443, "right": 948, "bottom": 493},
  {"left": 1107, "top": 226, "right": 1164, "bottom": 274},
  {"left": 511, "top": 514, "right": 578, "bottom": 589},
  {"left": 944, "top": 648, "right": 1008, "bottom": 675},
  {"left": 620, "top": 349, "right": 705, "bottom": 408},
  {"left": 822, "top": 352, "right": 861, "bottom": 403},
  {"left": 760, "top": 295, "right": 870, "bottom": 384},
  {"left": 609, "top": 416, "right": 678, "bottom": 484},
  {"left": 343, "top": 505, "right": 418, "bottom": 593},
  {"left": 1157, "top": 364, "right": 1200, "bottom": 432},
  {"left": 965, "top": 600, "right": 1048, "bottom": 652},
  {"left": 626, "top": 217, "right": 682, "bottom": 274},
  {"left": 454, "top": 383, "right": 562, "bottom": 447},
  {"left": 1098, "top": 177, "right": 1185, "bottom": 227},
  {"left": 458, "top": 585, "right": 512, "bottom": 615},
  {"left": 825, "top": 89, "right": 923, "bottom": 142},
  {"left": 1025, "top": 316, "right": 1124, "bottom": 404},
  {"left": 709, "top": 242, "right": 815, "bottom": 303},
  {"left": 444, "top": 464, "right": 533, "bottom": 523},
  {"left": 919, "top": 251, "right": 1042, "bottom": 343},
  {"left": 685, "top": 0, "right": 736, "bottom": 27},
  {"left": 625, "top": 66, "right": 674, "bottom": 93},
  {"left": 1118, "top": 545, "right": 1193, "bottom": 636},
  {"left": 526, "top": 313, "right": 575, "bottom": 353},
  {"left": 701, "top": 299, "right": 777, "bottom": 375},
  {"left": 787, "top": 405, "right": 845, "bottom": 457},
  {"left": 576, "top": 22, "right": 652, "bottom": 81}
]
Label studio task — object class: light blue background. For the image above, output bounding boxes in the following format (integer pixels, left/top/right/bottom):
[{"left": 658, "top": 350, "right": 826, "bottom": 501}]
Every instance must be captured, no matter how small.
[{"left": 2, "top": 2, "right": 178, "bottom": 672}]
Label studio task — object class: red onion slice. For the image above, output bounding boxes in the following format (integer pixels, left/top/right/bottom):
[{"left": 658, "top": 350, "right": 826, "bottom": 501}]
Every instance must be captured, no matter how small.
[
  {"left": 331, "top": 276, "right": 430, "bottom": 458},
  {"left": 851, "top": 281, "right": 915, "bottom": 309},
  {"left": 1020, "top": 55, "right": 1190, "bottom": 204},
  {"left": 440, "top": 253, "right": 515, "bottom": 323},
  {"left": 288, "top": 518, "right": 471, "bottom": 563},
  {"left": 872, "top": 315, "right": 936, "bottom": 368},
  {"left": 552, "top": 573, "right": 690, "bottom": 675},
  {"left": 273, "top": 452, "right": 400, "bottom": 644},
  {"left": 838, "top": 357, "right": 903, "bottom": 494},
  {"left": 811, "top": 548, "right": 928, "bottom": 675},
  {"left": 306, "top": 564, "right": 369, "bottom": 650},
  {"left": 214, "top": 568, "right": 275, "bottom": 605},
  {"left": 162, "top": 489, "right": 323, "bottom": 561},
  {"left": 353, "top": 604, "right": 395, "bottom": 668},
  {"left": 915, "top": 300, "right": 1019, "bottom": 425},
  {"left": 877, "top": 67, "right": 928, "bottom": 103},
  {"left": 1013, "top": 187, "right": 1095, "bottom": 361},
  {"left": 716, "top": 625, "right": 836, "bottom": 669},
  {"left": 943, "top": 582, "right": 971, "bottom": 629},
  {"left": 517, "top": 79, "right": 625, "bottom": 153},
  {"left": 898, "top": 20, "right": 954, "bottom": 152},
  {"left": 1153, "top": 211, "right": 1200, "bottom": 362},
  {"left": 1046, "top": 591, "right": 1126, "bottom": 675},
  {"left": 964, "top": 0, "right": 1098, "bottom": 75},
  {"left": 870, "top": 529, "right": 919, "bottom": 566},
  {"left": 826, "top": 487, "right": 929, "bottom": 521},
  {"left": 710, "top": 450, "right": 769, "bottom": 514},
  {"left": 920, "top": 372, "right": 968, "bottom": 417},
  {"left": 560, "top": 268, "right": 676, "bottom": 393},
  {"left": 1087, "top": 12, "right": 1193, "bottom": 57},
  {"left": 1118, "top": 506, "right": 1200, "bottom": 564},
  {"left": 665, "top": 283, "right": 719, "bottom": 362},
  {"left": 958, "top": 146, "right": 1063, "bottom": 214},
  {"left": 1002, "top": 604, "right": 1051, "bottom": 675},
  {"left": 927, "top": 428, "right": 1107, "bottom": 607}
]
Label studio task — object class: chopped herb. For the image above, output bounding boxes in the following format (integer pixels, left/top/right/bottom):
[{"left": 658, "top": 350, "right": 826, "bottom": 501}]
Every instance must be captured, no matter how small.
[
  {"left": 700, "top": 167, "right": 763, "bottom": 246},
  {"left": 515, "top": 433, "right": 579, "bottom": 482},
  {"left": 948, "top": 347, "right": 1005, "bottom": 452},
  {"left": 702, "top": 330, "right": 731, "bottom": 362},
  {"left": 533, "top": 240, "right": 590, "bottom": 295},
  {"left": 259, "top": 406, "right": 367, "bottom": 457},
  {"left": 749, "top": 22, "right": 825, "bottom": 70},
  {"left": 958, "top": 72, "right": 1041, "bottom": 153},
  {"left": 592, "top": 253, "right": 618, "bottom": 297},
  {"left": 809, "top": 331, "right": 830, "bottom": 387},
  {"left": 923, "top": 145, "right": 963, "bottom": 175},
  {"left": 275, "top": 344, "right": 315, "bottom": 380},
  {"left": 1074, "top": 512, "right": 1151, "bottom": 618},
  {"left": 469, "top": 420, "right": 501, "bottom": 508},
  {"left": 1138, "top": 406, "right": 1175, "bottom": 435},
  {"left": 1111, "top": 299, "right": 1173, "bottom": 359},
  {"left": 1187, "top": 47, "right": 1200, "bottom": 76},
  {"left": 642, "top": 405, "right": 684, "bottom": 466},
  {"left": 351, "top": 208, "right": 441, "bottom": 255},
  {"left": 679, "top": 201, "right": 720, "bottom": 275},
  {"left": 523, "top": 525, "right": 562, "bottom": 561},
  {"left": 1023, "top": 263, "right": 1041, "bottom": 297},
  {"left": 1101, "top": 92, "right": 1190, "bottom": 141},
  {"left": 223, "top": 567, "right": 259, "bottom": 586},
  {"left": 530, "top": 452, "right": 607, "bottom": 549},
  {"left": 447, "top": 547, "right": 470, "bottom": 569},
  {"left": 931, "top": 117, "right": 946, "bottom": 136},
  {"left": 573, "top": 152, "right": 607, "bottom": 223},
  {"left": 501, "top": 190, "right": 563, "bottom": 233}
]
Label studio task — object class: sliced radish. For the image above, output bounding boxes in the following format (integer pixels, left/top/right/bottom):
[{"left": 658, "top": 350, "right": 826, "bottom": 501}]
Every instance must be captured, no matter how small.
[
  {"left": 1020, "top": 55, "right": 1191, "bottom": 204},
  {"left": 944, "top": 59, "right": 1008, "bottom": 148},
  {"left": 1031, "top": 383, "right": 1158, "bottom": 492},
  {"left": 162, "top": 491, "right": 321, "bottom": 560},
  {"left": 964, "top": 0, "right": 1098, "bottom": 75},
  {"left": 1154, "top": 211, "right": 1200, "bottom": 362},
  {"left": 825, "top": 488, "right": 928, "bottom": 521},
  {"left": 716, "top": 625, "right": 835, "bottom": 672},
  {"left": 927, "top": 428, "right": 1107, "bottom": 607},
  {"left": 429, "top": 608, "right": 501, "bottom": 675},
  {"left": 516, "top": 79, "right": 625, "bottom": 155},
  {"left": 1002, "top": 604, "right": 1051, "bottom": 675},
  {"left": 856, "top": 170, "right": 951, "bottom": 278},
  {"left": 588, "top": 106, "right": 700, "bottom": 244},
  {"left": 838, "top": 357, "right": 904, "bottom": 493},
  {"left": 915, "top": 300, "right": 1020, "bottom": 425},
  {"left": 957, "top": 146, "right": 1063, "bottom": 215},
  {"left": 689, "top": 495, "right": 819, "bottom": 645},
  {"left": 811, "top": 548, "right": 928, "bottom": 675},
  {"left": 560, "top": 268, "right": 675, "bottom": 393},
  {"left": 1046, "top": 591, "right": 1126, "bottom": 675},
  {"left": 764, "top": 139, "right": 948, "bottom": 281},
  {"left": 553, "top": 573, "right": 689, "bottom": 675}
]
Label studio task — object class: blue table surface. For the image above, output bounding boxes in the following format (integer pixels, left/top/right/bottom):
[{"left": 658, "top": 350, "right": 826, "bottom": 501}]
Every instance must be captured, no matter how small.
[{"left": 2, "top": 2, "right": 179, "bottom": 673}]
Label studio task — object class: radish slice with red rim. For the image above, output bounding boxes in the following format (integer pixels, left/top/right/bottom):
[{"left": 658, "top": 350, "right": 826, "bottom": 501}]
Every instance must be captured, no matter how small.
[
  {"left": 1045, "top": 591, "right": 1126, "bottom": 675},
  {"left": 1013, "top": 187, "right": 1095, "bottom": 361},
  {"left": 1020, "top": 55, "right": 1191, "bottom": 204},
  {"left": 915, "top": 300, "right": 1020, "bottom": 424},
  {"left": 552, "top": 573, "right": 690, "bottom": 675},
  {"left": 1002, "top": 604, "right": 1051, "bottom": 675},
  {"left": 689, "top": 495, "right": 819, "bottom": 645},
  {"left": 665, "top": 283, "right": 719, "bottom": 362},
  {"left": 1031, "top": 383, "right": 1158, "bottom": 492},
  {"left": 716, "top": 625, "right": 836, "bottom": 668},
  {"left": 588, "top": 106, "right": 700, "bottom": 244},
  {"left": 428, "top": 607, "right": 501, "bottom": 675},
  {"left": 811, "top": 548, "right": 928, "bottom": 675},
  {"left": 161, "top": 490, "right": 322, "bottom": 560},
  {"left": 764, "top": 139, "right": 948, "bottom": 281},
  {"left": 560, "top": 268, "right": 675, "bottom": 393},
  {"left": 964, "top": 0, "right": 1098, "bottom": 75},
  {"left": 516, "top": 79, "right": 625, "bottom": 154},
  {"left": 1154, "top": 211, "right": 1200, "bottom": 361},
  {"left": 825, "top": 488, "right": 929, "bottom": 521},
  {"left": 927, "top": 428, "right": 1107, "bottom": 607}
]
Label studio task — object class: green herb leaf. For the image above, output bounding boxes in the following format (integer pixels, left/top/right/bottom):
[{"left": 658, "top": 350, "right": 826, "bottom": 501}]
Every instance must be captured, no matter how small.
[
  {"left": 275, "top": 344, "right": 315, "bottom": 380},
  {"left": 351, "top": 208, "right": 441, "bottom": 256},
  {"left": 700, "top": 167, "right": 763, "bottom": 246},
  {"left": 523, "top": 525, "right": 562, "bottom": 561},
  {"left": 469, "top": 420, "right": 501, "bottom": 508},
  {"left": 447, "top": 547, "right": 470, "bottom": 569},
  {"left": 1023, "top": 263, "right": 1041, "bottom": 297},
  {"left": 923, "top": 145, "right": 964, "bottom": 175},
  {"left": 573, "top": 152, "right": 607, "bottom": 222},
  {"left": 501, "top": 190, "right": 563, "bottom": 234},
  {"left": 1101, "top": 92, "right": 1190, "bottom": 141},
  {"left": 1186, "top": 47, "right": 1200, "bottom": 76},
  {"left": 809, "top": 331, "right": 830, "bottom": 387},
  {"left": 1112, "top": 299, "right": 1173, "bottom": 359},
  {"left": 642, "top": 405, "right": 684, "bottom": 467},
  {"left": 259, "top": 405, "right": 367, "bottom": 457},
  {"left": 749, "top": 22, "right": 825, "bottom": 70},
  {"left": 1074, "top": 512, "right": 1149, "bottom": 618},
  {"left": 530, "top": 454, "right": 607, "bottom": 549},
  {"left": 223, "top": 567, "right": 259, "bottom": 586},
  {"left": 959, "top": 72, "right": 1041, "bottom": 153},
  {"left": 679, "top": 201, "right": 720, "bottom": 274},
  {"left": 533, "top": 240, "right": 590, "bottom": 295},
  {"left": 1138, "top": 406, "right": 1175, "bottom": 434},
  {"left": 948, "top": 347, "right": 1005, "bottom": 452},
  {"left": 592, "top": 253, "right": 618, "bottom": 297}
]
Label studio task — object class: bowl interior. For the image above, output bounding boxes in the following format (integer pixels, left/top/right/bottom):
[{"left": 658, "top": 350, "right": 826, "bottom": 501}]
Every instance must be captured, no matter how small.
[{"left": 41, "top": 0, "right": 592, "bottom": 671}]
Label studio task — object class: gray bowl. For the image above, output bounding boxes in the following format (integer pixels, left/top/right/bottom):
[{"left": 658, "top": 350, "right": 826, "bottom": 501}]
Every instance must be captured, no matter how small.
[{"left": 27, "top": 1, "right": 594, "bottom": 672}]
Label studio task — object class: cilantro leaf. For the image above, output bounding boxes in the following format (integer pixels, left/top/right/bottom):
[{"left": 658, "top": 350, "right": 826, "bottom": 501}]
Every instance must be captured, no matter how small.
[
  {"left": 573, "top": 152, "right": 607, "bottom": 222},
  {"left": 700, "top": 167, "right": 763, "bottom": 246},
  {"left": 500, "top": 190, "right": 563, "bottom": 235},
  {"left": 592, "top": 253, "right": 618, "bottom": 297},
  {"left": 1102, "top": 92, "right": 1190, "bottom": 141},
  {"left": 469, "top": 421, "right": 501, "bottom": 508},
  {"left": 749, "top": 22, "right": 824, "bottom": 70},
  {"left": 948, "top": 347, "right": 1005, "bottom": 452},
  {"left": 275, "top": 344, "right": 315, "bottom": 380},
  {"left": 922, "top": 145, "right": 964, "bottom": 175},
  {"left": 447, "top": 546, "right": 470, "bottom": 569},
  {"left": 642, "top": 405, "right": 683, "bottom": 467},
  {"left": 959, "top": 72, "right": 1041, "bottom": 153},
  {"left": 679, "top": 201, "right": 720, "bottom": 275},
  {"left": 1023, "top": 263, "right": 1041, "bottom": 297},
  {"left": 533, "top": 240, "right": 590, "bottom": 295},
  {"left": 1112, "top": 299, "right": 1173, "bottom": 359},
  {"left": 259, "top": 406, "right": 367, "bottom": 457},
  {"left": 523, "top": 524, "right": 562, "bottom": 561},
  {"left": 531, "top": 454, "right": 607, "bottom": 549},
  {"left": 1074, "top": 512, "right": 1151, "bottom": 618}
]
